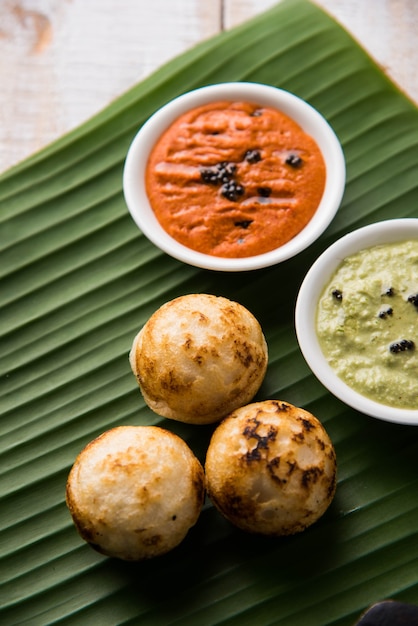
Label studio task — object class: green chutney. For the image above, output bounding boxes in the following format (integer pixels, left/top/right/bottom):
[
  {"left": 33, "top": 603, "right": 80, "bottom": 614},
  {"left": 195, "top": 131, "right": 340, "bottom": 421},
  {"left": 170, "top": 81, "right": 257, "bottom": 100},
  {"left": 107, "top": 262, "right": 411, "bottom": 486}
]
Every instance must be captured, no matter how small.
[{"left": 316, "top": 240, "right": 418, "bottom": 409}]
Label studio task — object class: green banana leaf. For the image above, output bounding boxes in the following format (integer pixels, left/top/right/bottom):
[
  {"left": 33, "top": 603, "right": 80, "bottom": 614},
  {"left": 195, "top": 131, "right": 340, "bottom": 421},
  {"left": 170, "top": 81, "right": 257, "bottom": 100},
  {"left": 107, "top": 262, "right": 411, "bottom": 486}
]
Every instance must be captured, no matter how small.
[{"left": 1, "top": 0, "right": 417, "bottom": 624}]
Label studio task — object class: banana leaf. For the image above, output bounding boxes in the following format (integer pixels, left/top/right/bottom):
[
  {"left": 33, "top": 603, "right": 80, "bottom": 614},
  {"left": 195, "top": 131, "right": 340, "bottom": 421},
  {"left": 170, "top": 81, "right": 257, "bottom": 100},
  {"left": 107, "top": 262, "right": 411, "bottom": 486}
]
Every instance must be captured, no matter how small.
[{"left": 1, "top": 0, "right": 417, "bottom": 624}]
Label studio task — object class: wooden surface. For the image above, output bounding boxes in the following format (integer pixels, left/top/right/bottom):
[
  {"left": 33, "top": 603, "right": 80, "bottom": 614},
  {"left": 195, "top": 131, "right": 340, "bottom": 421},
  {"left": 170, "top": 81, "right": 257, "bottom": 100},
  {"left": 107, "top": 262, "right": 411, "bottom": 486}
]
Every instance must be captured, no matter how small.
[{"left": 0, "top": 0, "right": 417, "bottom": 175}]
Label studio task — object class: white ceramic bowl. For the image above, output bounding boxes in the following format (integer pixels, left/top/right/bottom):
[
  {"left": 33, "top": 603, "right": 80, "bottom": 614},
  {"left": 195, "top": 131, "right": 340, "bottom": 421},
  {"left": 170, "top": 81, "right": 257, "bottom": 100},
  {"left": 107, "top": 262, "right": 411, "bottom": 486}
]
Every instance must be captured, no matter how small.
[
  {"left": 123, "top": 82, "right": 345, "bottom": 272},
  {"left": 295, "top": 218, "right": 418, "bottom": 425}
]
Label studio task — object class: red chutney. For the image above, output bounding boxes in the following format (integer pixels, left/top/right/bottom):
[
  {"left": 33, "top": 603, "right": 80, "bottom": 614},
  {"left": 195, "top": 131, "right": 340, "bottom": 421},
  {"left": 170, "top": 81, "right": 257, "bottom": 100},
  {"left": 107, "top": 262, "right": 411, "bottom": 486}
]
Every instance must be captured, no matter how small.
[{"left": 145, "top": 101, "right": 326, "bottom": 258}]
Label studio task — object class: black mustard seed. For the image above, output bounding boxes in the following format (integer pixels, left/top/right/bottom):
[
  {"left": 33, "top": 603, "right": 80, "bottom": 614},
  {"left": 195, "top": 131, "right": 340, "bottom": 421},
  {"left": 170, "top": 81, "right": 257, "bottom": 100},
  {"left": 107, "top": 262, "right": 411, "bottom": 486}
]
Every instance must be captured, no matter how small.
[
  {"left": 389, "top": 339, "right": 415, "bottom": 353},
  {"left": 407, "top": 294, "right": 418, "bottom": 308},
  {"left": 378, "top": 307, "right": 393, "bottom": 319},
  {"left": 244, "top": 149, "right": 261, "bottom": 164},
  {"left": 285, "top": 154, "right": 303, "bottom": 168},
  {"left": 234, "top": 220, "right": 253, "bottom": 229},
  {"left": 221, "top": 181, "right": 245, "bottom": 201},
  {"left": 257, "top": 186, "right": 272, "bottom": 197},
  {"left": 200, "top": 161, "right": 236, "bottom": 185}
]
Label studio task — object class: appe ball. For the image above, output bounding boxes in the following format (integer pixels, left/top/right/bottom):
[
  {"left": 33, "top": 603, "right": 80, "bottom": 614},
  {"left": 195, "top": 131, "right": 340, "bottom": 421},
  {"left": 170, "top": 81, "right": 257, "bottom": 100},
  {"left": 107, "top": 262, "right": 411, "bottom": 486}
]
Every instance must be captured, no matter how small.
[
  {"left": 129, "top": 294, "right": 268, "bottom": 424},
  {"left": 66, "top": 426, "right": 205, "bottom": 560},
  {"left": 205, "top": 400, "right": 337, "bottom": 536}
]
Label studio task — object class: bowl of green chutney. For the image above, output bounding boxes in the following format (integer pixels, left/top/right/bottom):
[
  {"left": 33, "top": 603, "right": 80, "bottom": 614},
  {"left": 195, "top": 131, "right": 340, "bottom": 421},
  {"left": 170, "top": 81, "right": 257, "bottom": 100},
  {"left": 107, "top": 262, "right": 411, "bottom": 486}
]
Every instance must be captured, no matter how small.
[{"left": 295, "top": 218, "right": 418, "bottom": 425}]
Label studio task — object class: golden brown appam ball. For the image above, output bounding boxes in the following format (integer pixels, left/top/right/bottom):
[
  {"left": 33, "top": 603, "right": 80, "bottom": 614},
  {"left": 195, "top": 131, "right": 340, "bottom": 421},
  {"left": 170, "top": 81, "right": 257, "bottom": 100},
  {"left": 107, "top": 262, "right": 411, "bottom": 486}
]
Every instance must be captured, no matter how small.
[
  {"left": 129, "top": 294, "right": 268, "bottom": 424},
  {"left": 66, "top": 426, "right": 205, "bottom": 560},
  {"left": 205, "top": 400, "right": 337, "bottom": 536}
]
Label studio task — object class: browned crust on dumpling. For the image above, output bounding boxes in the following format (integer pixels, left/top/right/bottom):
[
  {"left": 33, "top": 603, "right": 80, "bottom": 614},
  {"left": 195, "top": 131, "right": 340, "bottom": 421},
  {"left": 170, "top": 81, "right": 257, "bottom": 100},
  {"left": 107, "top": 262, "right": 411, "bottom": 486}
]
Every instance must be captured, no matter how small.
[
  {"left": 205, "top": 400, "right": 336, "bottom": 536},
  {"left": 66, "top": 426, "right": 205, "bottom": 560},
  {"left": 129, "top": 294, "right": 268, "bottom": 424}
]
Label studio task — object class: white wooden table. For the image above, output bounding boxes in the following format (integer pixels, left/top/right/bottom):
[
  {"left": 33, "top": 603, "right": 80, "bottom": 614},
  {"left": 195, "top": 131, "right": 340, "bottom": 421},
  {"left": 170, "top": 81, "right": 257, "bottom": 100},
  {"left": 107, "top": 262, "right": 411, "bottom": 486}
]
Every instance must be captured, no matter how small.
[{"left": 0, "top": 0, "right": 417, "bottom": 174}]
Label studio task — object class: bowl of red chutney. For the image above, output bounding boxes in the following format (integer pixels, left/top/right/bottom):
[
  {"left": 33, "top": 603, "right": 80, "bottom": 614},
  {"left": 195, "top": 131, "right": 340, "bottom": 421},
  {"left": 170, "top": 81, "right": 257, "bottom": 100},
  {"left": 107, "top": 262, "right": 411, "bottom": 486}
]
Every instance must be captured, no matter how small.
[
  {"left": 295, "top": 218, "right": 418, "bottom": 425},
  {"left": 123, "top": 82, "right": 346, "bottom": 272}
]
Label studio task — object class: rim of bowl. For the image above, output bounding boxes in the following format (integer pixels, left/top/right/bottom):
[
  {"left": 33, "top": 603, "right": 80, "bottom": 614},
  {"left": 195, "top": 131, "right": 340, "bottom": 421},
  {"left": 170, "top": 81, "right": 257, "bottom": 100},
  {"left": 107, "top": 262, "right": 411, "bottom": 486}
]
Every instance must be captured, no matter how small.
[
  {"left": 123, "top": 81, "right": 346, "bottom": 272},
  {"left": 295, "top": 218, "right": 418, "bottom": 425}
]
